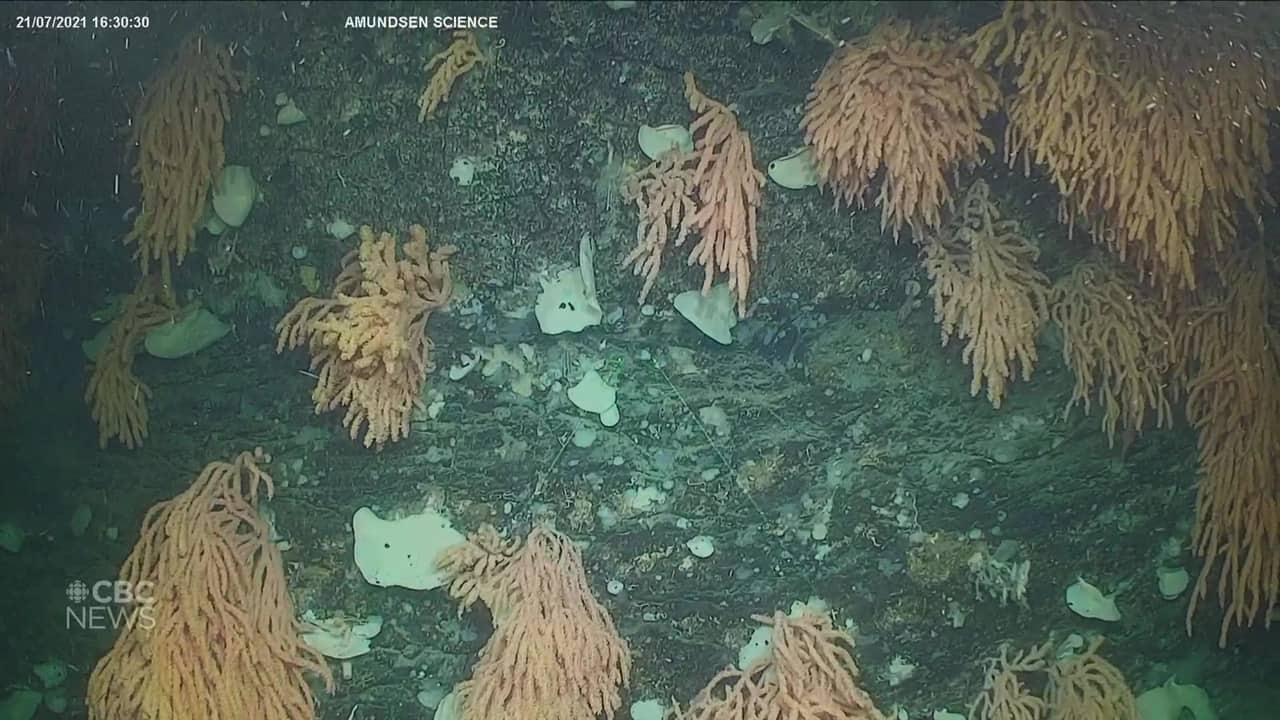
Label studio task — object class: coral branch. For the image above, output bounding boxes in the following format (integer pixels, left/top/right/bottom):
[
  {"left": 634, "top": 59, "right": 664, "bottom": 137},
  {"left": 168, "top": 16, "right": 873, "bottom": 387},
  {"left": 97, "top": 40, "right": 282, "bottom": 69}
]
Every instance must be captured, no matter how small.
[
  {"left": 276, "top": 224, "right": 454, "bottom": 447},
  {"left": 87, "top": 449, "right": 333, "bottom": 720},
  {"left": 621, "top": 73, "right": 764, "bottom": 316},
  {"left": 1050, "top": 258, "right": 1175, "bottom": 445},
  {"left": 124, "top": 34, "right": 243, "bottom": 282},
  {"left": 683, "top": 72, "right": 765, "bottom": 316},
  {"left": 419, "top": 31, "right": 484, "bottom": 122},
  {"left": 970, "top": 1, "right": 1279, "bottom": 292},
  {"left": 439, "top": 526, "right": 631, "bottom": 720},
  {"left": 804, "top": 21, "right": 999, "bottom": 240},
  {"left": 923, "top": 181, "right": 1050, "bottom": 408},
  {"left": 1175, "top": 256, "right": 1280, "bottom": 645},
  {"left": 84, "top": 276, "right": 177, "bottom": 449},
  {"left": 674, "top": 611, "right": 884, "bottom": 720}
]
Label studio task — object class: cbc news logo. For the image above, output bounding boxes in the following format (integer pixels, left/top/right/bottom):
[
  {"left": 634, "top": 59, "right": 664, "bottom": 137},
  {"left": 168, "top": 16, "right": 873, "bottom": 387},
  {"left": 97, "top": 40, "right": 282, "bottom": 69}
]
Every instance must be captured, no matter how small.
[{"left": 65, "top": 580, "right": 157, "bottom": 631}]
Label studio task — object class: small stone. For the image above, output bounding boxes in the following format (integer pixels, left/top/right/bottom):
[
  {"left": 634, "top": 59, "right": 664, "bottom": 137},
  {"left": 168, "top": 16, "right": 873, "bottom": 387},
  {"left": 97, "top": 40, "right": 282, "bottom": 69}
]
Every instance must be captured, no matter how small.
[
  {"left": 686, "top": 535, "right": 715, "bottom": 558},
  {"left": 571, "top": 427, "right": 598, "bottom": 448}
]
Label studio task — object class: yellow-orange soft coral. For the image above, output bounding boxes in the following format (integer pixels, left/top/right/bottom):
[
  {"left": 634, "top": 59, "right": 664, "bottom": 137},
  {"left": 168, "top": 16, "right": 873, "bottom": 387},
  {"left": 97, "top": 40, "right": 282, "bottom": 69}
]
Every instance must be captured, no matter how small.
[
  {"left": 970, "top": 1, "right": 1279, "bottom": 293},
  {"left": 438, "top": 525, "right": 631, "bottom": 720},
  {"left": 419, "top": 31, "right": 484, "bottom": 122},
  {"left": 1050, "top": 258, "right": 1175, "bottom": 445},
  {"left": 970, "top": 638, "right": 1137, "bottom": 720},
  {"left": 276, "top": 224, "right": 454, "bottom": 447},
  {"left": 124, "top": 34, "right": 243, "bottom": 285},
  {"left": 622, "top": 72, "right": 764, "bottom": 316},
  {"left": 923, "top": 180, "right": 1050, "bottom": 408},
  {"left": 804, "top": 21, "right": 999, "bottom": 241},
  {"left": 84, "top": 276, "right": 177, "bottom": 449},
  {"left": 1176, "top": 255, "right": 1280, "bottom": 646},
  {"left": 674, "top": 611, "right": 884, "bottom": 720},
  {"left": 87, "top": 449, "right": 333, "bottom": 720}
]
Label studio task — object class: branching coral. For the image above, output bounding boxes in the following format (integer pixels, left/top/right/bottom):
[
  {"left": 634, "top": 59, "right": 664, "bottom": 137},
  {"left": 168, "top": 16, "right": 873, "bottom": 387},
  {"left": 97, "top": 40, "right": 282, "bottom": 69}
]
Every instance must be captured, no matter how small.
[
  {"left": 124, "top": 34, "right": 243, "bottom": 285},
  {"left": 276, "top": 224, "right": 454, "bottom": 447},
  {"left": 87, "top": 449, "right": 333, "bottom": 720},
  {"left": 923, "top": 180, "right": 1050, "bottom": 408},
  {"left": 622, "top": 152, "right": 698, "bottom": 305},
  {"left": 970, "top": 642, "right": 1050, "bottom": 720},
  {"left": 438, "top": 525, "right": 631, "bottom": 720},
  {"left": 970, "top": 1, "right": 1280, "bottom": 293},
  {"left": 1175, "top": 255, "right": 1280, "bottom": 646},
  {"left": 673, "top": 610, "right": 884, "bottom": 720},
  {"left": 1049, "top": 258, "right": 1175, "bottom": 445},
  {"left": 622, "top": 72, "right": 764, "bottom": 316},
  {"left": 419, "top": 31, "right": 484, "bottom": 122},
  {"left": 84, "top": 276, "right": 177, "bottom": 449},
  {"left": 683, "top": 72, "right": 765, "bottom": 316},
  {"left": 971, "top": 638, "right": 1136, "bottom": 720},
  {"left": 803, "top": 21, "right": 999, "bottom": 240}
]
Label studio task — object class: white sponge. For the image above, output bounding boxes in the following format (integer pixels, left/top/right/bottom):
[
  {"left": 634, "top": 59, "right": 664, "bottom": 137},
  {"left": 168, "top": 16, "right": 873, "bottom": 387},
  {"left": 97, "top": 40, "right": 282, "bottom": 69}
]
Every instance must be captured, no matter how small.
[{"left": 352, "top": 507, "right": 464, "bottom": 590}]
